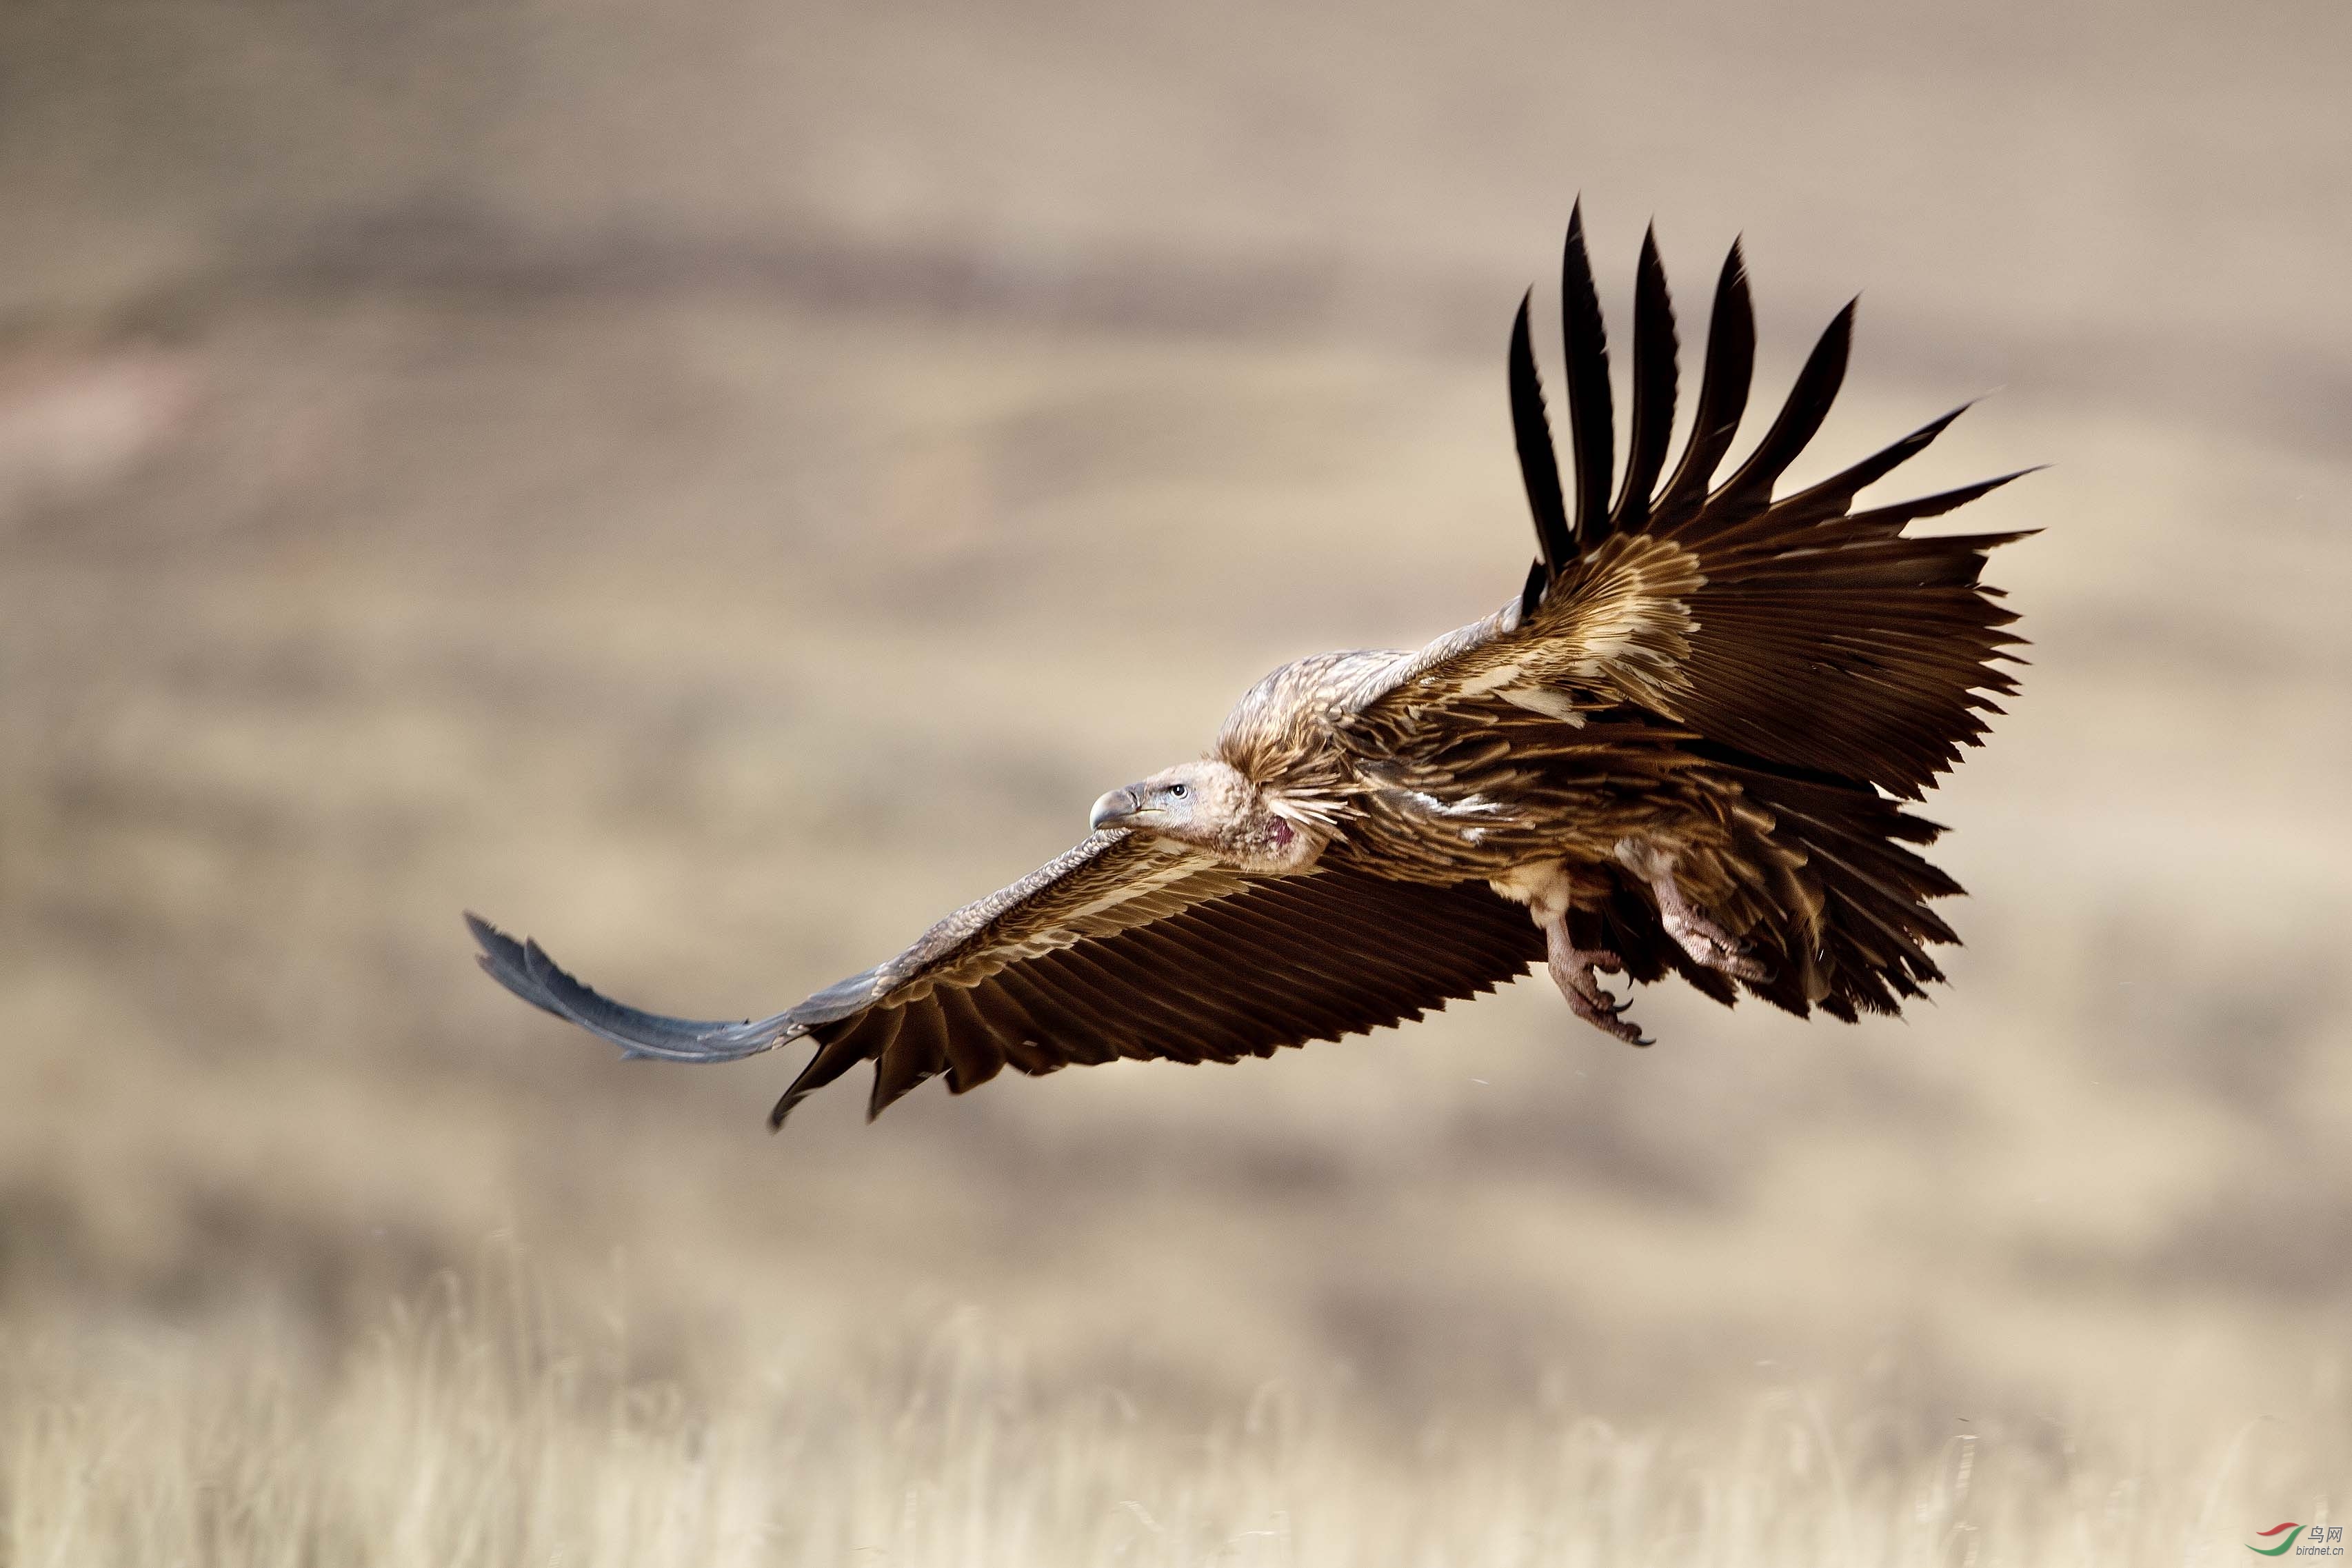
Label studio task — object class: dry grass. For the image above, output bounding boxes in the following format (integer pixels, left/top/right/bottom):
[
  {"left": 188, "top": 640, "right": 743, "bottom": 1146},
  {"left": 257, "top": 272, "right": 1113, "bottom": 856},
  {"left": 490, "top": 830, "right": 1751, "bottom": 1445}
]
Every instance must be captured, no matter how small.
[{"left": 4, "top": 1272, "right": 2338, "bottom": 1568}]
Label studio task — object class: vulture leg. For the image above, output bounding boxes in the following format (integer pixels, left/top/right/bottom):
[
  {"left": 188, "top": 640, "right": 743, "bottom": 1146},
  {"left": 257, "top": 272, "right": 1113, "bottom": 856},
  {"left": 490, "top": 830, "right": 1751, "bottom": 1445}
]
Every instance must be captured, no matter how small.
[
  {"left": 1544, "top": 912, "right": 1647, "bottom": 1046},
  {"left": 1542, "top": 902, "right": 1648, "bottom": 1050},
  {"left": 1616, "top": 840, "right": 1770, "bottom": 982},
  {"left": 1494, "top": 861, "right": 1648, "bottom": 1045}
]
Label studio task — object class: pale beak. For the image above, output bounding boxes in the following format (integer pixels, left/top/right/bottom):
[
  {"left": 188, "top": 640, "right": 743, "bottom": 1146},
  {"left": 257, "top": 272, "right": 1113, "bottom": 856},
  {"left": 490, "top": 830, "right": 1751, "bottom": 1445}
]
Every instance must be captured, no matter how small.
[{"left": 1089, "top": 787, "right": 1141, "bottom": 832}]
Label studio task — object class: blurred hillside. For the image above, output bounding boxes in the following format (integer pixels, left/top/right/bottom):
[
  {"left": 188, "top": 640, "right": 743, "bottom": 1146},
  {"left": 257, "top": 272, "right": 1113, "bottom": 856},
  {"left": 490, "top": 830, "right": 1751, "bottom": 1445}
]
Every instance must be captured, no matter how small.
[{"left": 1, "top": 0, "right": 2347, "bottom": 1474}]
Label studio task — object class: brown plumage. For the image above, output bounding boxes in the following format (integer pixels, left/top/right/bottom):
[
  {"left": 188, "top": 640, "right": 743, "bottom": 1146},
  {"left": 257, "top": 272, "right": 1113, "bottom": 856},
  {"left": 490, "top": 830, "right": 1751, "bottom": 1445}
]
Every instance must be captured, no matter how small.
[{"left": 470, "top": 205, "right": 2029, "bottom": 1124}]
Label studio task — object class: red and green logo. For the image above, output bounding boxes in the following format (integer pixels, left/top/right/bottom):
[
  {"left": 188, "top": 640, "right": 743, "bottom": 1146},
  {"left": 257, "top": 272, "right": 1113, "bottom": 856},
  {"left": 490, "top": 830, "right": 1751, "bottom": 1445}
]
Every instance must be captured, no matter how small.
[{"left": 2251, "top": 1522, "right": 2346, "bottom": 1556}]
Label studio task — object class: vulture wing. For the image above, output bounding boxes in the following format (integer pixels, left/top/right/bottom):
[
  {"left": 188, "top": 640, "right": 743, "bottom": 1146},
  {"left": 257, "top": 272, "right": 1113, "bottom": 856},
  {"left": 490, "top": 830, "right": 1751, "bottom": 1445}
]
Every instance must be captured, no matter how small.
[
  {"left": 1366, "top": 204, "right": 2029, "bottom": 802},
  {"left": 468, "top": 833, "right": 1542, "bottom": 1126}
]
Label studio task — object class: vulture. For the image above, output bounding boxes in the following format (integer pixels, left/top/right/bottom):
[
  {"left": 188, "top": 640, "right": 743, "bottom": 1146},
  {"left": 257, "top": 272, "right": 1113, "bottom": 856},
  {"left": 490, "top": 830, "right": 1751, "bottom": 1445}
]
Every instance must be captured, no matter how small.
[{"left": 470, "top": 206, "right": 2029, "bottom": 1128}]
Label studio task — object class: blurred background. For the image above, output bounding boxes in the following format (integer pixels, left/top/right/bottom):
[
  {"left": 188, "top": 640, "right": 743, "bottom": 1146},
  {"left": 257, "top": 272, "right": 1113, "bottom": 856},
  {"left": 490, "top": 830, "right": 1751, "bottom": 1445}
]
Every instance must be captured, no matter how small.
[{"left": 1, "top": 0, "right": 2347, "bottom": 1494}]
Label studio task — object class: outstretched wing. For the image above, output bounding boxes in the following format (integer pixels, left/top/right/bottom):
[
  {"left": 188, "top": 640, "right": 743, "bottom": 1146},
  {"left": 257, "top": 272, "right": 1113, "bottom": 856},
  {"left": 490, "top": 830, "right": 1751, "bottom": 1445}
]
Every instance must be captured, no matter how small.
[
  {"left": 470, "top": 833, "right": 1542, "bottom": 1127},
  {"left": 1368, "top": 203, "right": 2029, "bottom": 802}
]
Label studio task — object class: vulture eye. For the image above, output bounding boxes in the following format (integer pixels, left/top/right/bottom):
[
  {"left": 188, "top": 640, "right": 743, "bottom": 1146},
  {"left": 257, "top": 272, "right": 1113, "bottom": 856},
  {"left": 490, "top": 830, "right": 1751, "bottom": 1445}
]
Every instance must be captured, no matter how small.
[{"left": 1167, "top": 782, "right": 1189, "bottom": 799}]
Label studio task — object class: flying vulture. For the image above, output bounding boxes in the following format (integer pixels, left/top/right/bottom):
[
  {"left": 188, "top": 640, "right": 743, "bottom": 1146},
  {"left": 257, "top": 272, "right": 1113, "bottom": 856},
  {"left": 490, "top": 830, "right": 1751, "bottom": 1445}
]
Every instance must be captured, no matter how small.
[{"left": 470, "top": 207, "right": 2029, "bottom": 1127}]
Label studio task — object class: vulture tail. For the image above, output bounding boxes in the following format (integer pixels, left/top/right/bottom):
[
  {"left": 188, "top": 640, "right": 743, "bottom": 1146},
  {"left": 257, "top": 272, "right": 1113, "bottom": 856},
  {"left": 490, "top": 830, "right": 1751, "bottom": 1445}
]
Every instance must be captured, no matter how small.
[{"left": 1723, "top": 763, "right": 1963, "bottom": 1021}]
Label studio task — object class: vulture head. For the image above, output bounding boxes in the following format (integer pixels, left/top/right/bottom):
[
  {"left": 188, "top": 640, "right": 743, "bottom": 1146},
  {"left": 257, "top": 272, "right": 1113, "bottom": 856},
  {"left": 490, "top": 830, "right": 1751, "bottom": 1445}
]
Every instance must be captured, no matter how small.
[{"left": 1088, "top": 760, "right": 1323, "bottom": 874}]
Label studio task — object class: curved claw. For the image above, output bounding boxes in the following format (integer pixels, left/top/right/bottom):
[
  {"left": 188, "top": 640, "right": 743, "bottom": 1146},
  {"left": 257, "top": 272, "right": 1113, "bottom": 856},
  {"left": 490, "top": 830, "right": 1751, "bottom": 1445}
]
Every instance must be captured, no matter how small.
[
  {"left": 1534, "top": 904, "right": 1652, "bottom": 1046},
  {"left": 1547, "top": 956, "right": 1648, "bottom": 1046},
  {"left": 1578, "top": 998, "right": 1651, "bottom": 1048}
]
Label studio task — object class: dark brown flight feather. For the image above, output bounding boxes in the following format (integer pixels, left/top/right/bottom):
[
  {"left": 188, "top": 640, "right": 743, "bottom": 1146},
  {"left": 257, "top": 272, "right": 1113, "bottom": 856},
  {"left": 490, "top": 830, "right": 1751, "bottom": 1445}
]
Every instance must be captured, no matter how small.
[
  {"left": 1558, "top": 202, "right": 1615, "bottom": 554},
  {"left": 1508, "top": 293, "right": 1574, "bottom": 599},
  {"left": 470, "top": 207, "right": 2030, "bottom": 1125},
  {"left": 1611, "top": 226, "right": 1678, "bottom": 536},
  {"left": 1652, "top": 241, "right": 1755, "bottom": 525}
]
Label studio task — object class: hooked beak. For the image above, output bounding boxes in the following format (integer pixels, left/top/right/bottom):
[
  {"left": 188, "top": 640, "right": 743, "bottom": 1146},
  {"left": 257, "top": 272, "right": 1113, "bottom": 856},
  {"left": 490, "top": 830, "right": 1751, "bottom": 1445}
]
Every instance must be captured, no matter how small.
[{"left": 1089, "top": 787, "right": 1142, "bottom": 832}]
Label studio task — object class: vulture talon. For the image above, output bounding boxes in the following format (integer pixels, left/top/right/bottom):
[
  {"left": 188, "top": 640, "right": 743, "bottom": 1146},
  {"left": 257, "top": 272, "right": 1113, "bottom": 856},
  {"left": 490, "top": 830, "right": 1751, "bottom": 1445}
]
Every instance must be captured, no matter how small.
[
  {"left": 1567, "top": 984, "right": 1646, "bottom": 1045},
  {"left": 1663, "top": 911, "right": 1771, "bottom": 983},
  {"left": 1538, "top": 906, "right": 1646, "bottom": 1045},
  {"left": 1616, "top": 841, "right": 1772, "bottom": 984}
]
